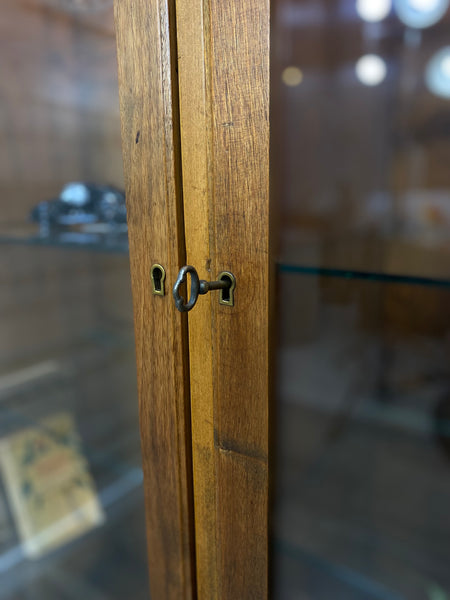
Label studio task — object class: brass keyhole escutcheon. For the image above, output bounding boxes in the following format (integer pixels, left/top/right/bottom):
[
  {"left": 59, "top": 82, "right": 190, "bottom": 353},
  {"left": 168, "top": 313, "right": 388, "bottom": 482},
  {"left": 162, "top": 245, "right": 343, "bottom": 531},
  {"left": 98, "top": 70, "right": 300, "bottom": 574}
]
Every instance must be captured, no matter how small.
[
  {"left": 217, "top": 271, "right": 236, "bottom": 307},
  {"left": 151, "top": 264, "right": 166, "bottom": 296}
]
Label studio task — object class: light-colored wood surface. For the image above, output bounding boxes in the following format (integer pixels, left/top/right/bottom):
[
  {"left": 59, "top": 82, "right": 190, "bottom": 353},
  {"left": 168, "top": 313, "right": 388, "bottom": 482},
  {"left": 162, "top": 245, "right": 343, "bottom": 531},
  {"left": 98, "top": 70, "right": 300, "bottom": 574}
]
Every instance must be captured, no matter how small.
[
  {"left": 176, "top": 0, "right": 271, "bottom": 597},
  {"left": 175, "top": 1, "right": 217, "bottom": 597},
  {"left": 114, "top": 1, "right": 195, "bottom": 598}
]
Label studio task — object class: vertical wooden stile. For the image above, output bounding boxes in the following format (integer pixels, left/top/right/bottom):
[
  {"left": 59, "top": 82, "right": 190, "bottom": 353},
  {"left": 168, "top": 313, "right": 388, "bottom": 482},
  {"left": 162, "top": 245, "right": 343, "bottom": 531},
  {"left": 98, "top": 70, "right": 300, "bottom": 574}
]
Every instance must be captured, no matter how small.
[
  {"left": 176, "top": 0, "right": 271, "bottom": 597},
  {"left": 114, "top": 1, "right": 196, "bottom": 598}
]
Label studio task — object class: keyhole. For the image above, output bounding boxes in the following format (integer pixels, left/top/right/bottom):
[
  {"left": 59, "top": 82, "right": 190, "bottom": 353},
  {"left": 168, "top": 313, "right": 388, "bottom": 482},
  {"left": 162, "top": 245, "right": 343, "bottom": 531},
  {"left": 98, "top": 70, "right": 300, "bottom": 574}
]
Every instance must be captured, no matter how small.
[
  {"left": 151, "top": 264, "right": 166, "bottom": 296},
  {"left": 221, "top": 275, "right": 232, "bottom": 302},
  {"left": 218, "top": 272, "right": 236, "bottom": 306},
  {"left": 153, "top": 269, "right": 162, "bottom": 292}
]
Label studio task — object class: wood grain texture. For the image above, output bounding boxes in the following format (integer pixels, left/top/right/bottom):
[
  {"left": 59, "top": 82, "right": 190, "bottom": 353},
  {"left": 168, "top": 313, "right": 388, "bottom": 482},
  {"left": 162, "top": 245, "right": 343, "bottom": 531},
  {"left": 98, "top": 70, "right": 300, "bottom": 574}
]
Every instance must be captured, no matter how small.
[
  {"left": 114, "top": 1, "right": 195, "bottom": 598},
  {"left": 176, "top": 0, "right": 271, "bottom": 597}
]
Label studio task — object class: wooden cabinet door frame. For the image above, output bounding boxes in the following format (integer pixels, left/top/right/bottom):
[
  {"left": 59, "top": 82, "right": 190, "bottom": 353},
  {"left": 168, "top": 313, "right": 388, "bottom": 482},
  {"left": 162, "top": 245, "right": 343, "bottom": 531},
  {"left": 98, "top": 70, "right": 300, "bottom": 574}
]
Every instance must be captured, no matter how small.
[
  {"left": 114, "top": 1, "right": 195, "bottom": 598},
  {"left": 115, "top": 0, "right": 271, "bottom": 597}
]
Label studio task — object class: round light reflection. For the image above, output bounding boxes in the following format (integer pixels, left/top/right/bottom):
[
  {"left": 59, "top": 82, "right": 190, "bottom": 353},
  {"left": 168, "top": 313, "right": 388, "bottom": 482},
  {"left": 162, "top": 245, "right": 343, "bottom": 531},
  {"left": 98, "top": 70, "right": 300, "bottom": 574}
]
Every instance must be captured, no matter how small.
[
  {"left": 355, "top": 54, "right": 387, "bottom": 86},
  {"left": 410, "top": 0, "right": 442, "bottom": 9},
  {"left": 393, "top": 0, "right": 449, "bottom": 28},
  {"left": 282, "top": 66, "right": 304, "bottom": 87},
  {"left": 356, "top": 0, "right": 392, "bottom": 22},
  {"left": 426, "top": 46, "right": 450, "bottom": 98},
  {"left": 60, "top": 183, "right": 89, "bottom": 206}
]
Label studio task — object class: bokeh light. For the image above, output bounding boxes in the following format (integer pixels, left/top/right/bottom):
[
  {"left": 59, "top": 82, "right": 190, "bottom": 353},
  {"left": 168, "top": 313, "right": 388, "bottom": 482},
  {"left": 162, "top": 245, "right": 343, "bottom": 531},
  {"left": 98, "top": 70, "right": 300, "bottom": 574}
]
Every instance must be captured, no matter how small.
[
  {"left": 355, "top": 54, "right": 387, "bottom": 86},
  {"left": 426, "top": 46, "right": 450, "bottom": 98},
  {"left": 282, "top": 66, "right": 304, "bottom": 87},
  {"left": 393, "top": 0, "right": 449, "bottom": 28},
  {"left": 356, "top": 0, "right": 392, "bottom": 22}
]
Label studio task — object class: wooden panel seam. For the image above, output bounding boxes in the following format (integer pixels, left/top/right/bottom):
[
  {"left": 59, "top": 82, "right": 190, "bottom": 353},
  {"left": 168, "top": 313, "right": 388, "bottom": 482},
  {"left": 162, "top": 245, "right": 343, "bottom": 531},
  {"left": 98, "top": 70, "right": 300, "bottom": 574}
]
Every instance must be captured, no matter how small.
[{"left": 176, "top": 0, "right": 218, "bottom": 597}]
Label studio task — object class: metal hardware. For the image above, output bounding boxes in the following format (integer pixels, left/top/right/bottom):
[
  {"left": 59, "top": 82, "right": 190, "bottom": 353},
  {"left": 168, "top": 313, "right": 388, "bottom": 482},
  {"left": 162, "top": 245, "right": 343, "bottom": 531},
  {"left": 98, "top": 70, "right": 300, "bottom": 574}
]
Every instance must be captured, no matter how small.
[
  {"left": 173, "top": 266, "right": 235, "bottom": 312},
  {"left": 151, "top": 264, "right": 166, "bottom": 296},
  {"left": 217, "top": 271, "right": 236, "bottom": 307}
]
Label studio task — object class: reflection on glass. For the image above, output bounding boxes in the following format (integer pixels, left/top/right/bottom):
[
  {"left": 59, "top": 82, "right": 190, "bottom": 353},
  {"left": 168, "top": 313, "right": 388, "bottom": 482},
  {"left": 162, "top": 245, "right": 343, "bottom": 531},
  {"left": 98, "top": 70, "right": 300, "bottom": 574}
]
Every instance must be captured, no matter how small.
[
  {"left": 356, "top": 0, "right": 392, "bottom": 22},
  {"left": 394, "top": 0, "right": 449, "bottom": 28},
  {"left": 355, "top": 54, "right": 387, "bottom": 86},
  {"left": 0, "top": 2, "right": 148, "bottom": 598},
  {"left": 426, "top": 46, "right": 450, "bottom": 98},
  {"left": 27, "top": 182, "right": 129, "bottom": 251},
  {"left": 273, "top": 0, "right": 450, "bottom": 597},
  {"left": 282, "top": 66, "right": 304, "bottom": 87},
  {"left": 274, "top": 274, "right": 450, "bottom": 598}
]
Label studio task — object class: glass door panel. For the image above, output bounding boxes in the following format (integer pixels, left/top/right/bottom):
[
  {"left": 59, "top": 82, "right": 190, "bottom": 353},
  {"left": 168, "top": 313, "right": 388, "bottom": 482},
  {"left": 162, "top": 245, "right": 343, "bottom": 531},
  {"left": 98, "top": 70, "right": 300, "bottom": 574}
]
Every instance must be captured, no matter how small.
[
  {"left": 272, "top": 1, "right": 450, "bottom": 598},
  {"left": 0, "top": 2, "right": 148, "bottom": 598}
]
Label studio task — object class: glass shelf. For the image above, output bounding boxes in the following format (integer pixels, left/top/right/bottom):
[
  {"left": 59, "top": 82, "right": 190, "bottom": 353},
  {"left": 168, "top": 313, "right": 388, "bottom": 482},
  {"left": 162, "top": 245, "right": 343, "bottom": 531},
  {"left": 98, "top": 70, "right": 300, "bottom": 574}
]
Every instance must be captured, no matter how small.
[
  {"left": 2, "top": 226, "right": 450, "bottom": 293},
  {"left": 0, "top": 226, "right": 129, "bottom": 255},
  {"left": 279, "top": 231, "right": 450, "bottom": 288},
  {"left": 279, "top": 263, "right": 450, "bottom": 288}
]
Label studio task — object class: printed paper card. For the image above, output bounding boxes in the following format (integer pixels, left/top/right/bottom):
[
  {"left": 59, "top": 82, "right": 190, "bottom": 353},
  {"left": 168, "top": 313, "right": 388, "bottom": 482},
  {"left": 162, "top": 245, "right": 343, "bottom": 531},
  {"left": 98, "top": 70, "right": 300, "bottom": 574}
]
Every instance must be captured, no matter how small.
[{"left": 0, "top": 412, "right": 105, "bottom": 558}]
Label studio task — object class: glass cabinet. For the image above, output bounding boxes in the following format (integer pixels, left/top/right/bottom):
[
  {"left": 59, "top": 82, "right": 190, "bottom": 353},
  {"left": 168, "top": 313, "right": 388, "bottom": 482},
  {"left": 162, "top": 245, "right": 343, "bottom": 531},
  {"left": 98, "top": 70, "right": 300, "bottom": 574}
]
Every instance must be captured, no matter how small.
[
  {"left": 272, "top": 2, "right": 450, "bottom": 598},
  {"left": 3, "top": 0, "right": 450, "bottom": 598},
  {"left": 0, "top": 2, "right": 148, "bottom": 598}
]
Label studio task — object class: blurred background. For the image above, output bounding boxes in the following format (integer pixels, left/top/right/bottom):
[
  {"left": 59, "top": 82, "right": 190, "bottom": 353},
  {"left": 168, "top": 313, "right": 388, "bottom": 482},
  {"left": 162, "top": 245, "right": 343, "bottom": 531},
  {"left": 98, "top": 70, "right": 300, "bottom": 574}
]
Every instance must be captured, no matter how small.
[
  {"left": 0, "top": 1, "right": 148, "bottom": 598},
  {"left": 272, "top": 1, "right": 450, "bottom": 599},
  {"left": 2, "top": 0, "right": 450, "bottom": 599}
]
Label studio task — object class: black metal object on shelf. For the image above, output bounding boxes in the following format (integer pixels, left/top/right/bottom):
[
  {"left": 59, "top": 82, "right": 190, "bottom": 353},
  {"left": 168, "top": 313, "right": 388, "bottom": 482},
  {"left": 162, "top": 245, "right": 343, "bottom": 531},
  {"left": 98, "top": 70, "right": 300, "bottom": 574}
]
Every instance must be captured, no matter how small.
[
  {"left": 20, "top": 182, "right": 129, "bottom": 252},
  {"left": 30, "top": 182, "right": 127, "bottom": 232}
]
